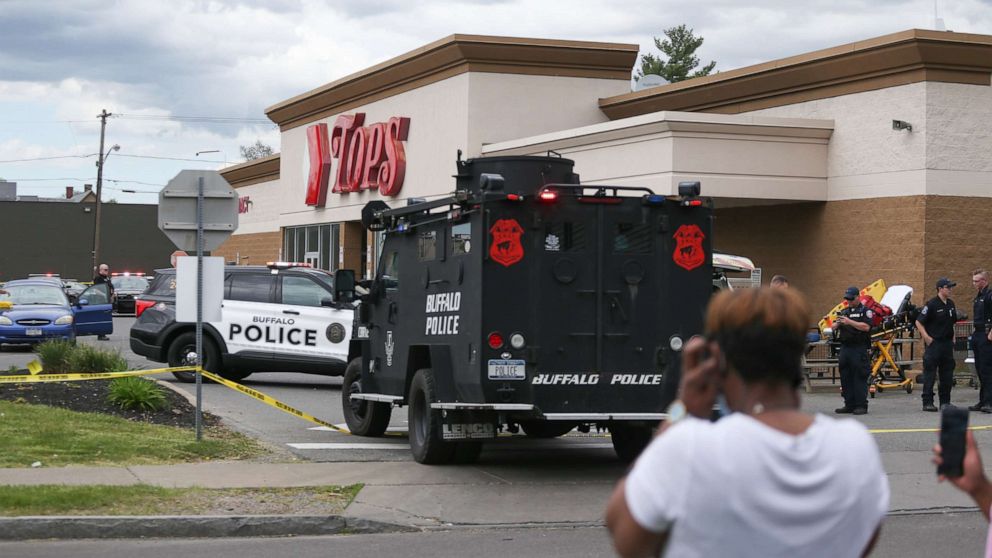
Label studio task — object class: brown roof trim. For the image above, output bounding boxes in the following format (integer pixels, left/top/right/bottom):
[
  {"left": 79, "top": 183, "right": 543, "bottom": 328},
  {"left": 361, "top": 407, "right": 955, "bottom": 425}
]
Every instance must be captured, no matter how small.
[
  {"left": 265, "top": 34, "right": 639, "bottom": 131},
  {"left": 600, "top": 29, "right": 992, "bottom": 119},
  {"left": 220, "top": 154, "right": 280, "bottom": 189}
]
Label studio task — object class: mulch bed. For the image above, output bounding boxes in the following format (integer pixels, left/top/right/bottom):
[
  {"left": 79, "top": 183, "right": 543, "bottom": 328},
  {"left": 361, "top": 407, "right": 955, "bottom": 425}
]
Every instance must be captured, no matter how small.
[{"left": 0, "top": 369, "right": 220, "bottom": 429}]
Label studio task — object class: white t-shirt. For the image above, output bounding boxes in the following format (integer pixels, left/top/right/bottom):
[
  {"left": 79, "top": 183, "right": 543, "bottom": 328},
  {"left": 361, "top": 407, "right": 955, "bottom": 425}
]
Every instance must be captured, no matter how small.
[{"left": 624, "top": 413, "right": 889, "bottom": 558}]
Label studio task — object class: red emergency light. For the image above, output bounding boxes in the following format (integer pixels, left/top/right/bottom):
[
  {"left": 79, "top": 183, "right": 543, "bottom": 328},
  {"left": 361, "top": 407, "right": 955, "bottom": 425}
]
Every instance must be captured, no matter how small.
[
  {"left": 135, "top": 299, "right": 156, "bottom": 318},
  {"left": 537, "top": 189, "right": 557, "bottom": 202},
  {"left": 487, "top": 331, "right": 504, "bottom": 349}
]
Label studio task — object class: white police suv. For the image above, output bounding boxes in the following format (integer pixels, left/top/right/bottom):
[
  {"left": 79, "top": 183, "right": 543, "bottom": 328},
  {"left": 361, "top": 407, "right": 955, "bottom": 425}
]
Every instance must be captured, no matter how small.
[{"left": 129, "top": 262, "right": 356, "bottom": 382}]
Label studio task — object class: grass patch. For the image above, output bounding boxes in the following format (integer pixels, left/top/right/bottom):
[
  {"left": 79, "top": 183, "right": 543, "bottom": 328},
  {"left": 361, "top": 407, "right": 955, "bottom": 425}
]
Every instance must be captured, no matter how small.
[
  {"left": 107, "top": 377, "right": 167, "bottom": 411},
  {"left": 67, "top": 344, "right": 128, "bottom": 373},
  {"left": 0, "top": 400, "right": 267, "bottom": 468},
  {"left": 0, "top": 484, "right": 363, "bottom": 516},
  {"left": 35, "top": 340, "right": 77, "bottom": 373}
]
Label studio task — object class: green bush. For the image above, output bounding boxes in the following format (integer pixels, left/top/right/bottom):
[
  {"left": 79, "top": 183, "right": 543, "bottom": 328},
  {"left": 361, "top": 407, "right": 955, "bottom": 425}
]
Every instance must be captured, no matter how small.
[
  {"left": 67, "top": 345, "right": 128, "bottom": 373},
  {"left": 107, "top": 377, "right": 168, "bottom": 412},
  {"left": 35, "top": 340, "right": 76, "bottom": 373}
]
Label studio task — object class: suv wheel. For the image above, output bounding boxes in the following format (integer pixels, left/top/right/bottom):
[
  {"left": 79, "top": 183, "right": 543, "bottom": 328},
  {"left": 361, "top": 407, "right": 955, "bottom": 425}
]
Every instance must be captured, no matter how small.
[
  {"left": 610, "top": 422, "right": 654, "bottom": 464},
  {"left": 408, "top": 368, "right": 455, "bottom": 464},
  {"left": 341, "top": 358, "right": 392, "bottom": 436},
  {"left": 167, "top": 332, "right": 221, "bottom": 383}
]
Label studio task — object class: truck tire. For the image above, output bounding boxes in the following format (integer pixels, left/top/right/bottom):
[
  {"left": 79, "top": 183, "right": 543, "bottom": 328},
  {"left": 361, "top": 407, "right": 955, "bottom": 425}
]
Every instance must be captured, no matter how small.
[
  {"left": 342, "top": 358, "right": 392, "bottom": 437},
  {"left": 167, "top": 332, "right": 220, "bottom": 383},
  {"left": 610, "top": 423, "right": 654, "bottom": 464},
  {"left": 408, "top": 368, "right": 456, "bottom": 464},
  {"left": 519, "top": 420, "right": 577, "bottom": 438}
]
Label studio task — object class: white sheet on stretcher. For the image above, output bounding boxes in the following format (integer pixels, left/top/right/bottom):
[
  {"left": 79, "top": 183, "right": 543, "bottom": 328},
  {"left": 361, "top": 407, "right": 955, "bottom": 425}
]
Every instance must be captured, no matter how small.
[{"left": 880, "top": 285, "right": 913, "bottom": 314}]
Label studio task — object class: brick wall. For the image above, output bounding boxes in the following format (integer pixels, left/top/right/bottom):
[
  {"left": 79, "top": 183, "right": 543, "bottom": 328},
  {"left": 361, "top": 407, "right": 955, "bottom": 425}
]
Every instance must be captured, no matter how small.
[
  {"left": 924, "top": 195, "right": 992, "bottom": 300},
  {"left": 213, "top": 231, "right": 282, "bottom": 266},
  {"left": 714, "top": 197, "right": 927, "bottom": 319}
]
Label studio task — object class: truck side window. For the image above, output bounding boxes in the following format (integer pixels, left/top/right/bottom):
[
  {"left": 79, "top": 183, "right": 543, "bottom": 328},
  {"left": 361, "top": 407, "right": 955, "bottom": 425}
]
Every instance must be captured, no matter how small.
[
  {"left": 418, "top": 231, "right": 437, "bottom": 261},
  {"left": 543, "top": 222, "right": 586, "bottom": 252},
  {"left": 451, "top": 222, "right": 471, "bottom": 255},
  {"left": 613, "top": 222, "right": 652, "bottom": 254},
  {"left": 281, "top": 276, "right": 329, "bottom": 307},
  {"left": 382, "top": 251, "right": 400, "bottom": 290},
  {"left": 229, "top": 273, "right": 275, "bottom": 303}
]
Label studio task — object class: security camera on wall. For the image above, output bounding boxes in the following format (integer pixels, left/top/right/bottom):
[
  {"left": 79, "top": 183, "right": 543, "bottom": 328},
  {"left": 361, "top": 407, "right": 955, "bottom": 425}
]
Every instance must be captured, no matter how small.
[{"left": 892, "top": 119, "right": 913, "bottom": 132}]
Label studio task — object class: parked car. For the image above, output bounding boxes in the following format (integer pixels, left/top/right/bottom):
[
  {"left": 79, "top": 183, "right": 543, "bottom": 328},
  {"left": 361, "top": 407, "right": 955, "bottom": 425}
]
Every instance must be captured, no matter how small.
[
  {"left": 130, "top": 263, "right": 355, "bottom": 383},
  {"left": 110, "top": 273, "right": 151, "bottom": 315},
  {"left": 0, "top": 279, "right": 113, "bottom": 348}
]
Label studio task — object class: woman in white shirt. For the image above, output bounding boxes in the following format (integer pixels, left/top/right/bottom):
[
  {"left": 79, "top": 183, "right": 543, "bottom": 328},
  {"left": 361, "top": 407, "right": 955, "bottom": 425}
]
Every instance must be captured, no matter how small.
[{"left": 606, "top": 287, "right": 888, "bottom": 558}]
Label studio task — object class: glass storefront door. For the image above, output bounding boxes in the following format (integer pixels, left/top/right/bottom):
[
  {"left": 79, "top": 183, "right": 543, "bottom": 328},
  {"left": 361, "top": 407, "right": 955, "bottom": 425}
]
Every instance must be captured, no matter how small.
[{"left": 283, "top": 223, "right": 339, "bottom": 271}]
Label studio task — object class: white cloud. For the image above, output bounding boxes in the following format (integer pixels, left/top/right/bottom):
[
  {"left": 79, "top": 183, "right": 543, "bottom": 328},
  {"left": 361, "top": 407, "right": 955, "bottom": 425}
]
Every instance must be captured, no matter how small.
[{"left": 1, "top": 0, "right": 991, "bottom": 202}]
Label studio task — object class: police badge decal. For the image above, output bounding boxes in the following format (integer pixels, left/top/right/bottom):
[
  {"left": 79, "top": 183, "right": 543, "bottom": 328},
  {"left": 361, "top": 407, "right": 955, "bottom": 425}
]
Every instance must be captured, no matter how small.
[
  {"left": 672, "top": 224, "right": 706, "bottom": 271},
  {"left": 489, "top": 218, "right": 524, "bottom": 267}
]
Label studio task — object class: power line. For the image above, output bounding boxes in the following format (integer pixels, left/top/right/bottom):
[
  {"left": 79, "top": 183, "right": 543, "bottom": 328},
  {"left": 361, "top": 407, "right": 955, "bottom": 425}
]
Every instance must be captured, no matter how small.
[
  {"left": 0, "top": 154, "right": 97, "bottom": 163},
  {"left": 114, "top": 154, "right": 228, "bottom": 164},
  {"left": 115, "top": 114, "right": 274, "bottom": 125},
  {"left": 4, "top": 177, "right": 164, "bottom": 188}
]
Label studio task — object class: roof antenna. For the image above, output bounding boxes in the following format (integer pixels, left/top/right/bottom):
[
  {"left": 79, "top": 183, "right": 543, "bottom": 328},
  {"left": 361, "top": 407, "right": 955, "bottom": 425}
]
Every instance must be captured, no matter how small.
[{"left": 933, "top": 0, "right": 946, "bottom": 31}]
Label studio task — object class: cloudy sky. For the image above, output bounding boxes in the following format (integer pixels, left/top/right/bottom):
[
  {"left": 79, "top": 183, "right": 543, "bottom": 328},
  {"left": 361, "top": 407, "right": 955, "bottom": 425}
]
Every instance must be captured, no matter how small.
[{"left": 1, "top": 0, "right": 990, "bottom": 204}]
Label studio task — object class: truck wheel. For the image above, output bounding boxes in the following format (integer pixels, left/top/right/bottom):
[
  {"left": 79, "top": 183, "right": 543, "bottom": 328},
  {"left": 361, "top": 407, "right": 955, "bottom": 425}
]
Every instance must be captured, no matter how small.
[
  {"left": 519, "top": 420, "right": 577, "bottom": 438},
  {"left": 342, "top": 358, "right": 392, "bottom": 437},
  {"left": 610, "top": 423, "right": 653, "bottom": 464},
  {"left": 167, "top": 332, "right": 220, "bottom": 383},
  {"left": 408, "top": 368, "right": 455, "bottom": 464}
]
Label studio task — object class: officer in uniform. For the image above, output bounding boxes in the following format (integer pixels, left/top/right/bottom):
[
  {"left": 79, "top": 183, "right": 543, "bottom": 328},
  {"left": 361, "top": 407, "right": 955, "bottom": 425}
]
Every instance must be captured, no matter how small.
[
  {"left": 915, "top": 278, "right": 958, "bottom": 412},
  {"left": 835, "top": 286, "right": 874, "bottom": 415},
  {"left": 970, "top": 269, "right": 992, "bottom": 413}
]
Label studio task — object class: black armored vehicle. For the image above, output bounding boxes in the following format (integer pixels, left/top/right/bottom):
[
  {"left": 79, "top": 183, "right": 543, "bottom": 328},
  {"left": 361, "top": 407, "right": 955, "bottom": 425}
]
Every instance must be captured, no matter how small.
[{"left": 334, "top": 155, "right": 713, "bottom": 464}]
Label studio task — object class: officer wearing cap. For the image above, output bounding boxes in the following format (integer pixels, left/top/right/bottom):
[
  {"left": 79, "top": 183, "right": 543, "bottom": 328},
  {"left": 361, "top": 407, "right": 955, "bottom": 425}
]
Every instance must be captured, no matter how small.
[
  {"left": 835, "top": 286, "right": 874, "bottom": 415},
  {"left": 916, "top": 278, "right": 958, "bottom": 412},
  {"left": 970, "top": 269, "right": 992, "bottom": 413}
]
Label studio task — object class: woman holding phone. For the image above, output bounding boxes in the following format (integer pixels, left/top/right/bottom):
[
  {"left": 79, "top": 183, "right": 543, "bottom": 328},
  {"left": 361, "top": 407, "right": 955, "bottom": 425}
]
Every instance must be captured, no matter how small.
[{"left": 606, "top": 287, "right": 889, "bottom": 558}]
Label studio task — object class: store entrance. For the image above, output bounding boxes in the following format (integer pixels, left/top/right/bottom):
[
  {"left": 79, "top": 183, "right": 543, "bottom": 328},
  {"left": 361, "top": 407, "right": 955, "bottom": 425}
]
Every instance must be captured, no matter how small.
[{"left": 283, "top": 223, "right": 339, "bottom": 271}]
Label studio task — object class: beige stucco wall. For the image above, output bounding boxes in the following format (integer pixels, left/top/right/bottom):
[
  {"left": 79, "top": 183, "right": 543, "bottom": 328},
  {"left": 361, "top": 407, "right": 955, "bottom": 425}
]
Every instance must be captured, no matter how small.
[
  {"left": 467, "top": 73, "right": 626, "bottom": 155},
  {"left": 481, "top": 111, "right": 833, "bottom": 200},
  {"left": 746, "top": 81, "right": 992, "bottom": 200},
  {"left": 231, "top": 178, "right": 282, "bottom": 235}
]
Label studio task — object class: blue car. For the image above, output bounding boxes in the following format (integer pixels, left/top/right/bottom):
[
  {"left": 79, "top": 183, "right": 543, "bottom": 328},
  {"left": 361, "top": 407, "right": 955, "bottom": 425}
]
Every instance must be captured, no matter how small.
[{"left": 0, "top": 279, "right": 113, "bottom": 347}]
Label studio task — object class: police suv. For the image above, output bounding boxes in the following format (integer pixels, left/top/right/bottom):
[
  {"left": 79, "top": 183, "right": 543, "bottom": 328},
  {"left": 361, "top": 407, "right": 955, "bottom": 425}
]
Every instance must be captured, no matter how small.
[
  {"left": 333, "top": 155, "right": 713, "bottom": 464},
  {"left": 130, "top": 263, "right": 355, "bottom": 382}
]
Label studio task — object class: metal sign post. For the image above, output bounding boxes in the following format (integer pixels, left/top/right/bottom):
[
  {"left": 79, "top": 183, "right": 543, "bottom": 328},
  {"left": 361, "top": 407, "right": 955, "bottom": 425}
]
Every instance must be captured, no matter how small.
[
  {"left": 195, "top": 176, "right": 204, "bottom": 441},
  {"left": 158, "top": 170, "right": 238, "bottom": 442}
]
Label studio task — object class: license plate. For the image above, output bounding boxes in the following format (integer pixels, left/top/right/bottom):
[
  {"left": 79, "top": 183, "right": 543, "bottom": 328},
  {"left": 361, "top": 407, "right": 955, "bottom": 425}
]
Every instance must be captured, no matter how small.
[
  {"left": 25, "top": 328, "right": 43, "bottom": 336},
  {"left": 487, "top": 359, "right": 525, "bottom": 380}
]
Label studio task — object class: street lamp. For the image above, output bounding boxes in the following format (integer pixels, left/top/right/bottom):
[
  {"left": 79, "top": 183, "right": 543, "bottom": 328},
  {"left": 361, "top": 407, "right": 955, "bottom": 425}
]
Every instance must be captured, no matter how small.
[
  {"left": 91, "top": 132, "right": 120, "bottom": 272},
  {"left": 196, "top": 149, "right": 227, "bottom": 166}
]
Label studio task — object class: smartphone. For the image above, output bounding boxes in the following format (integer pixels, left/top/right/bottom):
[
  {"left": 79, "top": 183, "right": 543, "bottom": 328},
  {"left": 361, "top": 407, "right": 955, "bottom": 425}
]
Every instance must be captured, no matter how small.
[{"left": 938, "top": 406, "right": 969, "bottom": 478}]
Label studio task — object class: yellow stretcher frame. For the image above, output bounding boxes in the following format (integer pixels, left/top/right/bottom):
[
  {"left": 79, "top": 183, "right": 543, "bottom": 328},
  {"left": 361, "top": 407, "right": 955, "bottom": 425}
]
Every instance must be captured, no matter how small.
[
  {"left": 818, "top": 279, "right": 887, "bottom": 336},
  {"left": 868, "top": 324, "right": 914, "bottom": 397}
]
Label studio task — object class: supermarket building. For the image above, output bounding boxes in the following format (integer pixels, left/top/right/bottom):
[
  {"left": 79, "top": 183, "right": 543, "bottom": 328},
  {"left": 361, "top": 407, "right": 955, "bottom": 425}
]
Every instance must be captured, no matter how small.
[{"left": 217, "top": 29, "right": 992, "bottom": 313}]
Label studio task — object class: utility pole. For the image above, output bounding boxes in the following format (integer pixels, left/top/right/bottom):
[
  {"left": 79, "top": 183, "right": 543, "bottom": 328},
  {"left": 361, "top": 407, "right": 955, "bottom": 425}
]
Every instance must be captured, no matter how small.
[{"left": 92, "top": 109, "right": 111, "bottom": 273}]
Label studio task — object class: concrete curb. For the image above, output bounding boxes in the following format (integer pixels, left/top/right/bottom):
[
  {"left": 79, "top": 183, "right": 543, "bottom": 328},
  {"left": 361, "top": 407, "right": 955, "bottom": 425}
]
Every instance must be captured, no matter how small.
[{"left": 0, "top": 514, "right": 419, "bottom": 540}]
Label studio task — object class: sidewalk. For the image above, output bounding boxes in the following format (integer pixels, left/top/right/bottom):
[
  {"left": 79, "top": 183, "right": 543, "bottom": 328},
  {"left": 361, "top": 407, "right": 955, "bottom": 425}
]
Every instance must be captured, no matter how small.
[{"left": 0, "top": 452, "right": 984, "bottom": 541}]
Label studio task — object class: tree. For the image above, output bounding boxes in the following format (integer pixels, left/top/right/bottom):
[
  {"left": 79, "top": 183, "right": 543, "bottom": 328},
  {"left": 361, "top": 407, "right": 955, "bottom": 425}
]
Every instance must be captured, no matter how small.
[
  {"left": 240, "top": 140, "right": 274, "bottom": 161},
  {"left": 636, "top": 24, "right": 716, "bottom": 83}
]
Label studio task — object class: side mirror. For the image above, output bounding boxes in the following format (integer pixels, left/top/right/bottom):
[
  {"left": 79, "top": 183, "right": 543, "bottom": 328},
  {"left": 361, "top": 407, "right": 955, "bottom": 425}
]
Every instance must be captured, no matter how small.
[
  {"left": 334, "top": 269, "right": 356, "bottom": 303},
  {"left": 78, "top": 298, "right": 90, "bottom": 306},
  {"left": 320, "top": 297, "right": 334, "bottom": 308}
]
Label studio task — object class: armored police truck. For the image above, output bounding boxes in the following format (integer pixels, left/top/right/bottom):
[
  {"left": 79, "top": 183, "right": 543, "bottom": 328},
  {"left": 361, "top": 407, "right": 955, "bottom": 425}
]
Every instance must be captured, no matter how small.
[{"left": 334, "top": 155, "right": 713, "bottom": 464}]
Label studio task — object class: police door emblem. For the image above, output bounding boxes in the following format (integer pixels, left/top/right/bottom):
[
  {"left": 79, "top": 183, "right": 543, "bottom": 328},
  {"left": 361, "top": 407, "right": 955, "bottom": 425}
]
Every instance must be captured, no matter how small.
[
  {"left": 672, "top": 224, "right": 706, "bottom": 271},
  {"left": 489, "top": 218, "right": 524, "bottom": 267},
  {"left": 544, "top": 233, "right": 561, "bottom": 252},
  {"left": 385, "top": 330, "right": 395, "bottom": 367}
]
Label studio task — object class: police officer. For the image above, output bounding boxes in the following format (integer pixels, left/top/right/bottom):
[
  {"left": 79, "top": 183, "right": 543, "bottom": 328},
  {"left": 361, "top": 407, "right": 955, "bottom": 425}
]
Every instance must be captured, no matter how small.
[
  {"left": 916, "top": 278, "right": 958, "bottom": 412},
  {"left": 970, "top": 269, "right": 992, "bottom": 413},
  {"left": 835, "top": 286, "right": 874, "bottom": 415}
]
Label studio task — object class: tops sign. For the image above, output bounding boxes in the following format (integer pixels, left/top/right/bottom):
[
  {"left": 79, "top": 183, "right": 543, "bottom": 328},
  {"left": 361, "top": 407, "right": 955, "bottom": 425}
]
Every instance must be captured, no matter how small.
[{"left": 304, "top": 113, "right": 411, "bottom": 206}]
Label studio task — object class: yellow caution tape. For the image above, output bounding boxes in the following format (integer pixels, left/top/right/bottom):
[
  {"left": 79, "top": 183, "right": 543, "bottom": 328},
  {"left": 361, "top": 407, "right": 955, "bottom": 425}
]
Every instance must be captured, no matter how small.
[
  {"left": 0, "top": 366, "right": 198, "bottom": 384},
  {"left": 869, "top": 425, "right": 992, "bottom": 434},
  {"left": 26, "top": 360, "right": 42, "bottom": 375},
  {"left": 199, "top": 369, "right": 352, "bottom": 434}
]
